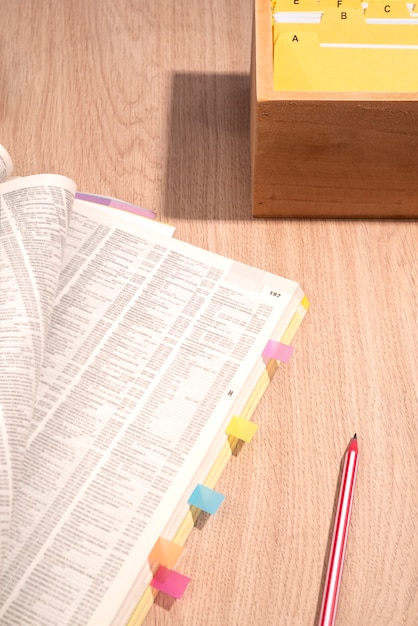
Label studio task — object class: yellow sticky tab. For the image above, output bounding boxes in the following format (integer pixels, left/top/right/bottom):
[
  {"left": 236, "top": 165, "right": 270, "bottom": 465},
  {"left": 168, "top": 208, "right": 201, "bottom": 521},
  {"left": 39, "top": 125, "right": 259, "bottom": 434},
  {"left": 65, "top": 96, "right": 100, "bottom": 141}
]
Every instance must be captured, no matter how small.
[
  {"left": 149, "top": 537, "right": 184, "bottom": 569},
  {"left": 301, "top": 295, "right": 310, "bottom": 311},
  {"left": 226, "top": 416, "right": 258, "bottom": 443}
]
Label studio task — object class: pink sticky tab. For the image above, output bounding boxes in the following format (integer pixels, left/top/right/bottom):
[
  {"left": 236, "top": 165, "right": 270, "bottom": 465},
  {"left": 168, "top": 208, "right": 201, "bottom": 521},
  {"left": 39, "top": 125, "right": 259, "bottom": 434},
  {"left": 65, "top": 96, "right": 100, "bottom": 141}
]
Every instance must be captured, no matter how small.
[
  {"left": 262, "top": 340, "right": 294, "bottom": 363},
  {"left": 151, "top": 566, "right": 191, "bottom": 599}
]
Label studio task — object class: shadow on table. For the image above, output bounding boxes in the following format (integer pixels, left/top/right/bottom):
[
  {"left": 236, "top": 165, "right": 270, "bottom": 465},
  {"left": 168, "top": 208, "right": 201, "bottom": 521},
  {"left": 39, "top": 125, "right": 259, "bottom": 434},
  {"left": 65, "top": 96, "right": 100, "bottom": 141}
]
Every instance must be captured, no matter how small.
[
  {"left": 153, "top": 590, "right": 176, "bottom": 611},
  {"left": 163, "top": 72, "right": 252, "bottom": 221}
]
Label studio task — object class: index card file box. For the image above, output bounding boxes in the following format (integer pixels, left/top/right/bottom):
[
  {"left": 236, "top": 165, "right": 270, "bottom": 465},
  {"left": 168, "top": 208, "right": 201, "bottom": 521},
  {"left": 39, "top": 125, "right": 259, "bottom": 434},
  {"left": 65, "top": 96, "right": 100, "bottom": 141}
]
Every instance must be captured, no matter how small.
[{"left": 250, "top": 0, "right": 418, "bottom": 217}]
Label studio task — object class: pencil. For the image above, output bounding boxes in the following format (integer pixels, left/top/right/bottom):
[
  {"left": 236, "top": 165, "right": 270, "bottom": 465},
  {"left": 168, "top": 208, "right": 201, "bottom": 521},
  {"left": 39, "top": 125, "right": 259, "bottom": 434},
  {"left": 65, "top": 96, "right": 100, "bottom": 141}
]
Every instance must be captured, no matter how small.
[{"left": 319, "top": 434, "right": 359, "bottom": 626}]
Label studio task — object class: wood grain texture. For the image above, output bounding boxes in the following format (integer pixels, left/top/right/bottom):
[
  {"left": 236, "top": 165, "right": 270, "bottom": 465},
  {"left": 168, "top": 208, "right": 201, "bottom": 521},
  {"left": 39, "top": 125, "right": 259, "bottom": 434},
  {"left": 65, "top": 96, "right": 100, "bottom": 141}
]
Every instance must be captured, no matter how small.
[{"left": 1, "top": 1, "right": 417, "bottom": 624}]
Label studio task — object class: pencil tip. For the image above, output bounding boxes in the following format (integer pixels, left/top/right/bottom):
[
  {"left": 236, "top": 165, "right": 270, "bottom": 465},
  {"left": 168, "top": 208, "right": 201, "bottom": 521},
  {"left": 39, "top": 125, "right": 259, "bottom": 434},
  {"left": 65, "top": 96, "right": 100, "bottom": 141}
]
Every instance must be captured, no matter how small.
[{"left": 353, "top": 433, "right": 357, "bottom": 439}]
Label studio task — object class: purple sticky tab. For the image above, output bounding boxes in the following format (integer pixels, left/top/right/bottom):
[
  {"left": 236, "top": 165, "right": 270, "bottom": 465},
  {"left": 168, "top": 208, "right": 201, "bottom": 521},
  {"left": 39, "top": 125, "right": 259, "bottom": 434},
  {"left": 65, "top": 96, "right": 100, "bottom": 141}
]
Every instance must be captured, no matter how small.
[
  {"left": 150, "top": 566, "right": 191, "bottom": 599},
  {"left": 75, "top": 192, "right": 156, "bottom": 220},
  {"left": 262, "top": 340, "right": 294, "bottom": 363}
]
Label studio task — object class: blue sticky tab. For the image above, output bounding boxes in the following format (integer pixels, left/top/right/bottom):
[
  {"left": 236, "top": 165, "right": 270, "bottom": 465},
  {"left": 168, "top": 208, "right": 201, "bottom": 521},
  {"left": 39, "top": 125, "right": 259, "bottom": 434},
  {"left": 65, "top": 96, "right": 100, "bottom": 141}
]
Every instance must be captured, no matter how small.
[{"left": 188, "top": 484, "right": 225, "bottom": 514}]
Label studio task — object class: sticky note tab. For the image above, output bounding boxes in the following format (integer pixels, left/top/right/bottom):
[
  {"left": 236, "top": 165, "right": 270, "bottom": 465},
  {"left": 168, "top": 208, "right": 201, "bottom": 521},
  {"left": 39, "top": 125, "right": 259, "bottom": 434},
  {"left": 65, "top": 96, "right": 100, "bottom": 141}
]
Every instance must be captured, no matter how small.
[
  {"left": 149, "top": 537, "right": 184, "bottom": 569},
  {"left": 150, "top": 566, "right": 191, "bottom": 599},
  {"left": 188, "top": 484, "right": 225, "bottom": 514},
  {"left": 262, "top": 340, "right": 294, "bottom": 362},
  {"left": 226, "top": 416, "right": 258, "bottom": 442},
  {"left": 74, "top": 192, "right": 156, "bottom": 219},
  {"left": 301, "top": 295, "right": 310, "bottom": 311}
]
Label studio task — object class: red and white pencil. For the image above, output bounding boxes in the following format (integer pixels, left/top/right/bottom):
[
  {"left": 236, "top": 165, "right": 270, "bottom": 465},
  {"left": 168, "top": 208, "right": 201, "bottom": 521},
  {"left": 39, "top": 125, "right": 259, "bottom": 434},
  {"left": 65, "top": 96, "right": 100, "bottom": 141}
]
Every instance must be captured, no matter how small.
[{"left": 319, "top": 434, "right": 359, "bottom": 626}]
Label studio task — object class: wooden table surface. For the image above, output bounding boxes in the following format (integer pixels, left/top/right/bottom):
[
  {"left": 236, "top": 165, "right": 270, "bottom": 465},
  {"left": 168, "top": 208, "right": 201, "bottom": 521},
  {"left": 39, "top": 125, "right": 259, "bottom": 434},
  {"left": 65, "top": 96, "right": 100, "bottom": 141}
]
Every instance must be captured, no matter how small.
[{"left": 1, "top": 1, "right": 417, "bottom": 624}]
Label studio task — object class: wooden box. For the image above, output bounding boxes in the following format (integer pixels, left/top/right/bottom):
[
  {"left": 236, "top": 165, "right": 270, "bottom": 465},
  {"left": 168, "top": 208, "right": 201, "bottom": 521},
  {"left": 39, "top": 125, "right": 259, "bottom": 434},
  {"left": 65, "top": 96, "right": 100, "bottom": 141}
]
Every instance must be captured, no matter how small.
[{"left": 250, "top": 0, "right": 418, "bottom": 218}]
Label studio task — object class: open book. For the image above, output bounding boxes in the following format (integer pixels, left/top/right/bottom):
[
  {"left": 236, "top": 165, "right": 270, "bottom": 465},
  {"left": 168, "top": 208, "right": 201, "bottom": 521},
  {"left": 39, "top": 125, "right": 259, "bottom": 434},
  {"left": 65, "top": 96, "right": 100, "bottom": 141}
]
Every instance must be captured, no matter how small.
[{"left": 0, "top": 144, "right": 308, "bottom": 625}]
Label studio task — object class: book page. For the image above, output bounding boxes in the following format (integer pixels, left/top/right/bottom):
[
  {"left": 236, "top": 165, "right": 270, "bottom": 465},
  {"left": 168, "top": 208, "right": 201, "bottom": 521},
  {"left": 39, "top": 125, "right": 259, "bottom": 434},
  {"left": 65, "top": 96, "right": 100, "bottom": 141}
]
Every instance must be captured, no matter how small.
[
  {"left": 0, "top": 200, "right": 304, "bottom": 625},
  {"left": 75, "top": 198, "right": 176, "bottom": 237},
  {"left": 0, "top": 173, "right": 76, "bottom": 572},
  {"left": 0, "top": 144, "right": 13, "bottom": 182}
]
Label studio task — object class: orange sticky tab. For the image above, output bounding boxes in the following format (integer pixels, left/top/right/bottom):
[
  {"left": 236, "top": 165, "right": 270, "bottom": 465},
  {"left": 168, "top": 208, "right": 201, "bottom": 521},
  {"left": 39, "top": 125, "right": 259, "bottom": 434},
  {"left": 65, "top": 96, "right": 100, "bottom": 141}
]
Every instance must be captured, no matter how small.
[{"left": 149, "top": 537, "right": 184, "bottom": 569}]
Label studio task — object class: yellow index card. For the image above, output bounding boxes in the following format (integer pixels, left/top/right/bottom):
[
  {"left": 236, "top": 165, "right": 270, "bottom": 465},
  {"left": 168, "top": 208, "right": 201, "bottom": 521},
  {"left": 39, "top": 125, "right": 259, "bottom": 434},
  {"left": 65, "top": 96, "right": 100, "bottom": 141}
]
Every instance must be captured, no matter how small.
[
  {"left": 274, "top": 8, "right": 369, "bottom": 44},
  {"left": 274, "top": 31, "right": 319, "bottom": 90},
  {"left": 274, "top": 4, "right": 418, "bottom": 44},
  {"left": 148, "top": 537, "right": 184, "bottom": 569},
  {"left": 319, "top": 8, "right": 371, "bottom": 42},
  {"left": 365, "top": 0, "right": 412, "bottom": 18},
  {"left": 274, "top": 29, "right": 418, "bottom": 91},
  {"left": 274, "top": 0, "right": 321, "bottom": 11},
  {"left": 320, "top": 0, "right": 363, "bottom": 8},
  {"left": 226, "top": 416, "right": 259, "bottom": 443}
]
